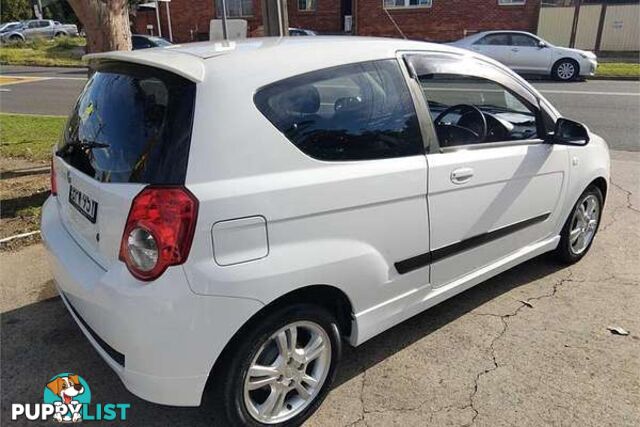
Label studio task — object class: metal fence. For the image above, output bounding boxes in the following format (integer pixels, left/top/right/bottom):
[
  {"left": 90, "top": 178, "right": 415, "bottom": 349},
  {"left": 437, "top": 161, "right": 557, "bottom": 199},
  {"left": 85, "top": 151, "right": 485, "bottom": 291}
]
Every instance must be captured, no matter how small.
[{"left": 538, "top": 0, "right": 640, "bottom": 51}]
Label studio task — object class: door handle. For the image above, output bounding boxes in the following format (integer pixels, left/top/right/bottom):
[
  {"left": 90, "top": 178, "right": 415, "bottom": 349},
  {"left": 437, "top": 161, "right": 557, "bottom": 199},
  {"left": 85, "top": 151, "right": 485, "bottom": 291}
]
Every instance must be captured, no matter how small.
[
  {"left": 451, "top": 167, "right": 474, "bottom": 184},
  {"left": 511, "top": 48, "right": 520, "bottom": 52}
]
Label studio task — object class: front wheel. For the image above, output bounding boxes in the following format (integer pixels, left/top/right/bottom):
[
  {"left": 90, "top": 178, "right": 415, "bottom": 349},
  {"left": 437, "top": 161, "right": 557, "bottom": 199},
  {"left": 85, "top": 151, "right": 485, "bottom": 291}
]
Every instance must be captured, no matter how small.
[
  {"left": 555, "top": 185, "right": 603, "bottom": 263},
  {"left": 552, "top": 59, "right": 579, "bottom": 81},
  {"left": 217, "top": 304, "right": 342, "bottom": 426}
]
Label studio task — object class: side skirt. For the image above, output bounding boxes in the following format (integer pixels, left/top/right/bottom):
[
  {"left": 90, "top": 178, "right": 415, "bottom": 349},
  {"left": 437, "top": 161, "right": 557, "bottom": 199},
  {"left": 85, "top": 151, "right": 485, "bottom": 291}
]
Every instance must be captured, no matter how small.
[{"left": 350, "top": 235, "right": 560, "bottom": 346}]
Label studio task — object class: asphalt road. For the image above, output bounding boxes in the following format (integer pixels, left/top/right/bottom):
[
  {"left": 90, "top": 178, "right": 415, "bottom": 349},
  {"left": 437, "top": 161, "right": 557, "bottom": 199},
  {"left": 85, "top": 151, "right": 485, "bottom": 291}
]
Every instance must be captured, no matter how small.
[{"left": 1, "top": 65, "right": 639, "bottom": 151}]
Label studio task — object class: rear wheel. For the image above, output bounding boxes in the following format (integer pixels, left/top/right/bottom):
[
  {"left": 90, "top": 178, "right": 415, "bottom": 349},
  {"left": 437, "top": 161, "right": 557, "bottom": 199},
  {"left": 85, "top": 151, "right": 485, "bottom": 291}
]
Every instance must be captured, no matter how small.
[
  {"left": 216, "top": 304, "right": 342, "bottom": 426},
  {"left": 552, "top": 58, "right": 579, "bottom": 81},
  {"left": 555, "top": 185, "right": 603, "bottom": 263}
]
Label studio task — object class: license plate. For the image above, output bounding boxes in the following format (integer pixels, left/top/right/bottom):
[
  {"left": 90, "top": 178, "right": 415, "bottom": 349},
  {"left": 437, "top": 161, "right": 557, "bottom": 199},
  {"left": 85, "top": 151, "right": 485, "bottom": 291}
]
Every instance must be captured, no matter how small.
[{"left": 69, "top": 185, "right": 98, "bottom": 223}]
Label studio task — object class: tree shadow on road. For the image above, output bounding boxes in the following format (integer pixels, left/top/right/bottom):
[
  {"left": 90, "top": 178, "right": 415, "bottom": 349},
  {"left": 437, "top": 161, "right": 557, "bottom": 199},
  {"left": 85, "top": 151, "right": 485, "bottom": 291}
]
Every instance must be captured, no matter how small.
[{"left": 0, "top": 255, "right": 567, "bottom": 426}]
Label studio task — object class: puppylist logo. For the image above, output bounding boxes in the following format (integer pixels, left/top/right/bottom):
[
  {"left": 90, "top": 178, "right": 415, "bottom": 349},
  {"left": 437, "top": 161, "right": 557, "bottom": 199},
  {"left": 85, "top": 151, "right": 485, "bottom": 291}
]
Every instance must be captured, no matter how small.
[{"left": 11, "top": 373, "right": 130, "bottom": 423}]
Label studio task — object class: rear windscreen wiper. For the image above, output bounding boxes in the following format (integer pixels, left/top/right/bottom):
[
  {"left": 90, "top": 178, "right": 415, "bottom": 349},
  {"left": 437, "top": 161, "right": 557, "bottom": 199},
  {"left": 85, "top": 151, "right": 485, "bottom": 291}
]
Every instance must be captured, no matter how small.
[{"left": 56, "top": 140, "right": 110, "bottom": 156}]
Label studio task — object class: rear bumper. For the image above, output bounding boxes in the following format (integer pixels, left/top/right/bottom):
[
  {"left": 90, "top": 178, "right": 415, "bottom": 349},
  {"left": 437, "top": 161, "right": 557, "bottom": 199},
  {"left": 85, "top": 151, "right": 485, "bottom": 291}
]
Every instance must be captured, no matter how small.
[{"left": 41, "top": 197, "right": 263, "bottom": 406}]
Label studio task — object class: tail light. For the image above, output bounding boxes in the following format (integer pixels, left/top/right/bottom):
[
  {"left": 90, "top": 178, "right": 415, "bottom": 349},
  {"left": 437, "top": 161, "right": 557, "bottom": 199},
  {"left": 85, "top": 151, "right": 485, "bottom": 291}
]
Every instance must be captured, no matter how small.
[
  {"left": 119, "top": 186, "right": 198, "bottom": 281},
  {"left": 50, "top": 157, "right": 57, "bottom": 196}
]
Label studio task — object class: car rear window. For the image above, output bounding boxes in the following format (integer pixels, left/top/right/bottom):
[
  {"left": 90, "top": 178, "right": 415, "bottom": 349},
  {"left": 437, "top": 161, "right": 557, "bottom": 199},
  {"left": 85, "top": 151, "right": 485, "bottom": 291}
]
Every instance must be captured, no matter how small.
[{"left": 57, "top": 62, "right": 196, "bottom": 184}]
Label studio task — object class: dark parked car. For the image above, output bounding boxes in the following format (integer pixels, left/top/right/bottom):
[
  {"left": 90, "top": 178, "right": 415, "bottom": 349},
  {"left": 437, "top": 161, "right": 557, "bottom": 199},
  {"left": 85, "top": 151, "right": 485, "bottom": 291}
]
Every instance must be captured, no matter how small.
[{"left": 132, "top": 34, "right": 172, "bottom": 50}]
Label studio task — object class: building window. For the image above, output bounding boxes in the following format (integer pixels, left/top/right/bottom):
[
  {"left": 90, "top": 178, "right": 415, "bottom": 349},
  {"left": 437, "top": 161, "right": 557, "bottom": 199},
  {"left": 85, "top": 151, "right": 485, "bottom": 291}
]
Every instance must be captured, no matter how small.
[
  {"left": 298, "top": 0, "right": 316, "bottom": 11},
  {"left": 498, "top": 0, "right": 526, "bottom": 5},
  {"left": 383, "top": 0, "right": 432, "bottom": 9},
  {"left": 216, "top": 0, "right": 253, "bottom": 17}
]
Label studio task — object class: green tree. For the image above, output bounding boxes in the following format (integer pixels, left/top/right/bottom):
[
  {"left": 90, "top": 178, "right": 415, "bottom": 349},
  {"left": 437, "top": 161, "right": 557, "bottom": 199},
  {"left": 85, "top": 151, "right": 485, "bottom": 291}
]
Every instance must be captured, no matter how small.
[{"left": 1, "top": 0, "right": 32, "bottom": 22}]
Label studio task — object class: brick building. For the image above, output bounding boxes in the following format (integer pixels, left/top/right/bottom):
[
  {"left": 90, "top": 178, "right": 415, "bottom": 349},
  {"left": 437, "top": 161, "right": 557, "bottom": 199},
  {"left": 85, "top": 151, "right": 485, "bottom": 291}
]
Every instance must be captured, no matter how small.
[
  {"left": 356, "top": 0, "right": 541, "bottom": 42},
  {"left": 133, "top": 0, "right": 542, "bottom": 44}
]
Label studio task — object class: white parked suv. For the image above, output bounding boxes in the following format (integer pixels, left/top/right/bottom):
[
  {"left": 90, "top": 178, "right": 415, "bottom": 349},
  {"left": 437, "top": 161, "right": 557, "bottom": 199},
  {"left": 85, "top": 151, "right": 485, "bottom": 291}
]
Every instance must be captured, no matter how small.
[
  {"left": 42, "top": 37, "right": 609, "bottom": 426},
  {"left": 450, "top": 31, "right": 598, "bottom": 81}
]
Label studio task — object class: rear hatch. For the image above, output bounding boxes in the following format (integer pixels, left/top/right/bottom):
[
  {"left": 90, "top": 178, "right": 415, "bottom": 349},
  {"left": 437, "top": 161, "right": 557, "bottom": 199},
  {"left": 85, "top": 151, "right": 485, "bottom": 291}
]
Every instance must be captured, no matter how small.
[{"left": 53, "top": 61, "right": 196, "bottom": 268}]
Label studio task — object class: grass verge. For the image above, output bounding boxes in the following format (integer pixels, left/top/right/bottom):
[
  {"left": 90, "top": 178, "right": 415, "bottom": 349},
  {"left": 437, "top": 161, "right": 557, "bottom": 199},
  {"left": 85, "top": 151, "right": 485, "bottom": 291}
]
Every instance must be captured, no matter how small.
[
  {"left": 596, "top": 62, "right": 640, "bottom": 78},
  {"left": 0, "top": 36, "right": 85, "bottom": 67},
  {"left": 0, "top": 113, "right": 66, "bottom": 160}
]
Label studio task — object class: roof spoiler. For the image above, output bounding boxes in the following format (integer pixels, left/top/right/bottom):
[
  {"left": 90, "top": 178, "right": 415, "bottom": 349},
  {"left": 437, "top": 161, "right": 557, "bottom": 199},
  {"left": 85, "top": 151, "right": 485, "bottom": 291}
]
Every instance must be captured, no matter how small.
[{"left": 84, "top": 49, "right": 205, "bottom": 83}]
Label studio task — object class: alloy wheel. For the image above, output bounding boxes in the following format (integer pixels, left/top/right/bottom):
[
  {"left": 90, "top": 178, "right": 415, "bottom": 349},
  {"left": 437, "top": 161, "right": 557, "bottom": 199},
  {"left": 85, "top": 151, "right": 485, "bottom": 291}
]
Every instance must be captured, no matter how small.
[
  {"left": 569, "top": 194, "right": 600, "bottom": 255},
  {"left": 243, "top": 321, "right": 332, "bottom": 424},
  {"left": 557, "top": 62, "right": 576, "bottom": 80}
]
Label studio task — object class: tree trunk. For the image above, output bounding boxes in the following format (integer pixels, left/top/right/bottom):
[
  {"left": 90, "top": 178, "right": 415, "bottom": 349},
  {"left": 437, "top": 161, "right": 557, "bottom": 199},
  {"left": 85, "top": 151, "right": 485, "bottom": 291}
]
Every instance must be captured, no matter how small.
[{"left": 67, "top": 0, "right": 132, "bottom": 53}]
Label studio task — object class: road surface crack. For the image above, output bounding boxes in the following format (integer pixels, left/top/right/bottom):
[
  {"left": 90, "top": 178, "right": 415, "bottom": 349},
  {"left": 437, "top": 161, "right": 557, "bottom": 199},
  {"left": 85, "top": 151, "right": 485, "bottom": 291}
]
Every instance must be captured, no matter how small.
[
  {"left": 465, "top": 272, "right": 577, "bottom": 425},
  {"left": 611, "top": 181, "right": 640, "bottom": 214}
]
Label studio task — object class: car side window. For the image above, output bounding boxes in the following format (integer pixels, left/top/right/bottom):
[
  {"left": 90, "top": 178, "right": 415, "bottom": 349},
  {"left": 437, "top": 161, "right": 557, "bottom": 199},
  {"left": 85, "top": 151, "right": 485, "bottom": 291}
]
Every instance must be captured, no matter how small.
[
  {"left": 254, "top": 59, "right": 423, "bottom": 161},
  {"left": 27, "top": 21, "right": 39, "bottom": 29},
  {"left": 132, "top": 37, "right": 150, "bottom": 49},
  {"left": 475, "top": 34, "right": 510, "bottom": 46},
  {"left": 511, "top": 34, "right": 538, "bottom": 47},
  {"left": 418, "top": 74, "right": 540, "bottom": 148}
]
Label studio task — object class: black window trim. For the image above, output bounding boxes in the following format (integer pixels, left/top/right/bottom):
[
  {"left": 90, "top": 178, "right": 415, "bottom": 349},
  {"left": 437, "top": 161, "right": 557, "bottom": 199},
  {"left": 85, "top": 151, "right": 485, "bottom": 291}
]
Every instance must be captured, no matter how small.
[{"left": 401, "top": 51, "right": 551, "bottom": 153}]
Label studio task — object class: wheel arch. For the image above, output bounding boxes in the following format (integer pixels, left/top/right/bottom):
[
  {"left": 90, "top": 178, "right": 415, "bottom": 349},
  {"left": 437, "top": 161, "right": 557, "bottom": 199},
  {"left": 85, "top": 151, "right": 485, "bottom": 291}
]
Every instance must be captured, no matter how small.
[
  {"left": 8, "top": 33, "right": 25, "bottom": 41},
  {"left": 204, "top": 284, "right": 354, "bottom": 392},
  {"left": 590, "top": 176, "right": 608, "bottom": 202},
  {"left": 552, "top": 57, "right": 580, "bottom": 77}
]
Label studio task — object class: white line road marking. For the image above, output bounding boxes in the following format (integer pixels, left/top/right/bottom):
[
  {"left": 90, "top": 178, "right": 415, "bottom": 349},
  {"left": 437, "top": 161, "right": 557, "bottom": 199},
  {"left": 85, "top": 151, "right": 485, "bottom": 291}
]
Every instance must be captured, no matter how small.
[
  {"left": 537, "top": 89, "right": 640, "bottom": 97},
  {"left": 0, "top": 75, "right": 87, "bottom": 81},
  {"left": 0, "top": 88, "right": 11, "bottom": 92}
]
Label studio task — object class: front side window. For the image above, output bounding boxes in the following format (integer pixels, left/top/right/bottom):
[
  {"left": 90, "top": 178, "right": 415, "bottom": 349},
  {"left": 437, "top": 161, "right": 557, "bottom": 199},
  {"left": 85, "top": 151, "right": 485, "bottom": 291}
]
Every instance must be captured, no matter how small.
[
  {"left": 216, "top": 0, "right": 253, "bottom": 17},
  {"left": 419, "top": 74, "right": 539, "bottom": 148},
  {"left": 511, "top": 34, "right": 538, "bottom": 47},
  {"left": 255, "top": 60, "right": 423, "bottom": 161},
  {"left": 298, "top": 0, "right": 316, "bottom": 11},
  {"left": 475, "top": 33, "right": 510, "bottom": 46},
  {"left": 383, "top": 0, "right": 432, "bottom": 9}
]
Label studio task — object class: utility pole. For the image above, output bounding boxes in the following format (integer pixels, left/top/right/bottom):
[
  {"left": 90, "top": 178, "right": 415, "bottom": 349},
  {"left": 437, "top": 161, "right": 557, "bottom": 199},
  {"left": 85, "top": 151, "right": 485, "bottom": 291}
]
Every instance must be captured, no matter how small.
[
  {"left": 220, "top": 0, "right": 228, "bottom": 40},
  {"left": 155, "top": 0, "right": 162, "bottom": 37},
  {"left": 262, "top": 0, "right": 288, "bottom": 37},
  {"left": 165, "top": 1, "right": 173, "bottom": 42}
]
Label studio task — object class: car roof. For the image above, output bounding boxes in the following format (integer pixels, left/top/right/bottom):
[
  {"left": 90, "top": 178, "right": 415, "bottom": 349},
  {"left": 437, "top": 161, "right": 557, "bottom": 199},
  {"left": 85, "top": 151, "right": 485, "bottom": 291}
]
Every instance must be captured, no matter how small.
[
  {"left": 464, "top": 30, "right": 538, "bottom": 40},
  {"left": 85, "top": 36, "right": 474, "bottom": 83}
]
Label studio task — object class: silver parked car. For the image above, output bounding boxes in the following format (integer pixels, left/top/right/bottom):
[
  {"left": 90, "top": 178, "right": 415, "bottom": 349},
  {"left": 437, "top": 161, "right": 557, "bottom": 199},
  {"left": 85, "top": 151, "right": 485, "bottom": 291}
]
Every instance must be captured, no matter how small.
[
  {"left": 1, "top": 19, "right": 78, "bottom": 42},
  {"left": 450, "top": 30, "right": 598, "bottom": 81}
]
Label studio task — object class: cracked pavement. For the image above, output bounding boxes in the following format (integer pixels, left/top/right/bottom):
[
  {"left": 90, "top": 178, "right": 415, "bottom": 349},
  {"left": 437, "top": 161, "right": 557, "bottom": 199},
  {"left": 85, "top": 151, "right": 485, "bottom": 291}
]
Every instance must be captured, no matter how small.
[{"left": 1, "top": 153, "right": 639, "bottom": 426}]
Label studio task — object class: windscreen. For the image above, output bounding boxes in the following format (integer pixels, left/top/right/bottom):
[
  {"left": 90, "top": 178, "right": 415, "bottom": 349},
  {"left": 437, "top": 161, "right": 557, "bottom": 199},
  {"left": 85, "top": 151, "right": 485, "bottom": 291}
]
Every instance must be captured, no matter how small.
[{"left": 57, "top": 62, "right": 196, "bottom": 184}]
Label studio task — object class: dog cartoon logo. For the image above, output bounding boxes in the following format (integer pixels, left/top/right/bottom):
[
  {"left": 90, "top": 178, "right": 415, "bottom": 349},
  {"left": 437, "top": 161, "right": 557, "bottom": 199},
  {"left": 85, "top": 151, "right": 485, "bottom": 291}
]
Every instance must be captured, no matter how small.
[{"left": 43, "top": 373, "right": 91, "bottom": 423}]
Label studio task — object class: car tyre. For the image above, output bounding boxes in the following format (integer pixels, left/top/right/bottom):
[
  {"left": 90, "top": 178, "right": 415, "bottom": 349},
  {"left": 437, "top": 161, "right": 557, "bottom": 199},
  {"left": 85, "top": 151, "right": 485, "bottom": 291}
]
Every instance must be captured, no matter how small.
[
  {"left": 214, "top": 304, "right": 342, "bottom": 426},
  {"left": 555, "top": 185, "right": 603, "bottom": 264},
  {"left": 552, "top": 58, "right": 579, "bottom": 81}
]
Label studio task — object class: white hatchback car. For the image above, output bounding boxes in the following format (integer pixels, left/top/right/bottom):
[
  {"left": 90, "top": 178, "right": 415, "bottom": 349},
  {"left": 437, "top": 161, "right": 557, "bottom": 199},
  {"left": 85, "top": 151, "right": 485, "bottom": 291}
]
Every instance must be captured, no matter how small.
[
  {"left": 42, "top": 37, "right": 609, "bottom": 426},
  {"left": 450, "top": 31, "right": 598, "bottom": 81}
]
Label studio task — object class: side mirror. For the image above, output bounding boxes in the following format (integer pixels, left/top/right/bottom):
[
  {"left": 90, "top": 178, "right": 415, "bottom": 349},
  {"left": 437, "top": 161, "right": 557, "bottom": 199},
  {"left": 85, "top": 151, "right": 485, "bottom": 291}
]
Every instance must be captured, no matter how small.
[
  {"left": 550, "top": 118, "right": 590, "bottom": 146},
  {"left": 538, "top": 41, "right": 547, "bottom": 49}
]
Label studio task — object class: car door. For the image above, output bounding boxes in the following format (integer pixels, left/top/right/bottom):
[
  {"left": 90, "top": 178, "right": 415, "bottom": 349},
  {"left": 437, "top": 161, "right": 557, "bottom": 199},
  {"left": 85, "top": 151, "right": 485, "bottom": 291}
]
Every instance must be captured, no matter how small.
[
  {"left": 508, "top": 33, "right": 553, "bottom": 73},
  {"left": 469, "top": 33, "right": 513, "bottom": 66},
  {"left": 404, "top": 53, "right": 569, "bottom": 288},
  {"left": 22, "top": 21, "right": 40, "bottom": 39}
]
